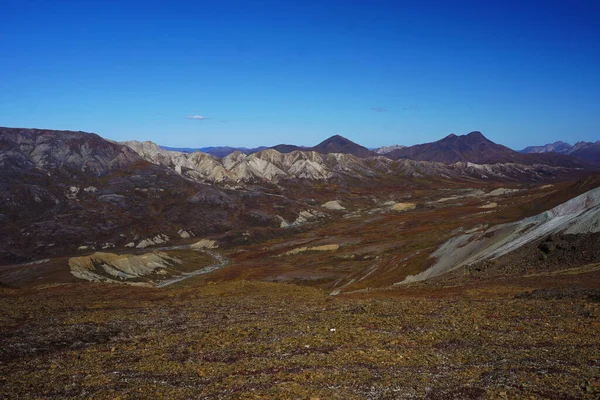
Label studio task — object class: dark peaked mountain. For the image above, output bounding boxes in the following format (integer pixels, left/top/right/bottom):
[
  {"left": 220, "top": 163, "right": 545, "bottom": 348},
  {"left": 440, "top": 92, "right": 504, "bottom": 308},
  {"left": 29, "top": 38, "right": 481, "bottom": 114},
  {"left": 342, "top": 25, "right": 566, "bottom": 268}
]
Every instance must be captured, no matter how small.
[
  {"left": 386, "top": 131, "right": 592, "bottom": 168},
  {"left": 311, "top": 135, "right": 374, "bottom": 157},
  {"left": 270, "top": 135, "right": 373, "bottom": 158},
  {"left": 386, "top": 131, "right": 520, "bottom": 164}
]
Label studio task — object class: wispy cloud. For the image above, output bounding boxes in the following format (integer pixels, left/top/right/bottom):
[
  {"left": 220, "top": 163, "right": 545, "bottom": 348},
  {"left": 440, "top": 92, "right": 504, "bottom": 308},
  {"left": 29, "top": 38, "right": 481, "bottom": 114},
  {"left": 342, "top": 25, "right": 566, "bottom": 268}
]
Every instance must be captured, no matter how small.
[
  {"left": 402, "top": 105, "right": 420, "bottom": 112},
  {"left": 186, "top": 115, "right": 209, "bottom": 120},
  {"left": 370, "top": 107, "right": 388, "bottom": 113}
]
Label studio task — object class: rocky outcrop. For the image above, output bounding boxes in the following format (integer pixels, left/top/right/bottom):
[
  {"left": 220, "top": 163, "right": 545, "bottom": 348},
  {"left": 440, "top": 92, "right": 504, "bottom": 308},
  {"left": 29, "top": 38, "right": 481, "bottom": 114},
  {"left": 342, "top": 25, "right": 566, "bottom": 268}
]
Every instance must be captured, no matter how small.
[{"left": 69, "top": 251, "right": 182, "bottom": 284}]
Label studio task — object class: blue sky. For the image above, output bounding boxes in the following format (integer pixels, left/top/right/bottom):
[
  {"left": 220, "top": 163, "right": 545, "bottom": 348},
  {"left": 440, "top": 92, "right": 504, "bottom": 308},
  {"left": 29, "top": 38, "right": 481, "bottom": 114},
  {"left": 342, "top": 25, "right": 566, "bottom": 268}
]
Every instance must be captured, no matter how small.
[{"left": 1, "top": 0, "right": 599, "bottom": 149}]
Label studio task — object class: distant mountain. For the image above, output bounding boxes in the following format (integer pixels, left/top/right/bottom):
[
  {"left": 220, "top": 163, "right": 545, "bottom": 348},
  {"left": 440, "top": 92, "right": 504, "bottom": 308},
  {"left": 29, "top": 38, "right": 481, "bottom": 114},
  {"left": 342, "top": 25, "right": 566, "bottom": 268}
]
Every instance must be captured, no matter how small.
[
  {"left": 161, "top": 145, "right": 267, "bottom": 158},
  {"left": 270, "top": 135, "right": 373, "bottom": 158},
  {"left": 375, "top": 145, "right": 405, "bottom": 154},
  {"left": 520, "top": 140, "right": 600, "bottom": 166},
  {"left": 520, "top": 141, "right": 572, "bottom": 154},
  {"left": 386, "top": 131, "right": 591, "bottom": 168},
  {"left": 270, "top": 144, "right": 307, "bottom": 153},
  {"left": 311, "top": 135, "right": 373, "bottom": 158}
]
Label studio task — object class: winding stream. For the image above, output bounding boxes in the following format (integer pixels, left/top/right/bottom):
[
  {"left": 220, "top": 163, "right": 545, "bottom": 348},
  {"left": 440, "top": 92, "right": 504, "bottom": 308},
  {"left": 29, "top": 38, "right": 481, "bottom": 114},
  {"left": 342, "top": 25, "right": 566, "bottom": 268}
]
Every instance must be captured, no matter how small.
[{"left": 155, "top": 250, "right": 229, "bottom": 288}]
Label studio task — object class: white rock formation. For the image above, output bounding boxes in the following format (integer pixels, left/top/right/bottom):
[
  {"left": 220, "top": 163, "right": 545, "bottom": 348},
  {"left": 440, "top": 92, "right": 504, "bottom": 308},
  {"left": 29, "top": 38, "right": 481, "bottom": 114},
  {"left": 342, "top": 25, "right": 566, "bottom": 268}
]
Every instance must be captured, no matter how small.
[{"left": 398, "top": 187, "right": 600, "bottom": 284}]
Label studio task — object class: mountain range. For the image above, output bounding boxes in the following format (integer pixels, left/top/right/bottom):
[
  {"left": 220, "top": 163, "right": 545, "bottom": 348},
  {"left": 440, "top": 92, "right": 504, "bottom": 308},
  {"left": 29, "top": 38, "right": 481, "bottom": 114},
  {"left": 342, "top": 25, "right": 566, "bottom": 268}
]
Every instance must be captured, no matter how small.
[
  {"left": 0, "top": 126, "right": 597, "bottom": 265},
  {"left": 160, "top": 131, "right": 599, "bottom": 167},
  {"left": 520, "top": 140, "right": 600, "bottom": 166}
]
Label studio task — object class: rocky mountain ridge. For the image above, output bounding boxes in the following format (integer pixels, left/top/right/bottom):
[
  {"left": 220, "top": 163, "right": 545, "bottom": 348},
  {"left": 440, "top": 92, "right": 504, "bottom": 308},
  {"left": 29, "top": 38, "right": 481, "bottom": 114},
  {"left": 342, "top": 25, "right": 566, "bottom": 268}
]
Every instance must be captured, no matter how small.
[{"left": 123, "top": 139, "right": 583, "bottom": 184}]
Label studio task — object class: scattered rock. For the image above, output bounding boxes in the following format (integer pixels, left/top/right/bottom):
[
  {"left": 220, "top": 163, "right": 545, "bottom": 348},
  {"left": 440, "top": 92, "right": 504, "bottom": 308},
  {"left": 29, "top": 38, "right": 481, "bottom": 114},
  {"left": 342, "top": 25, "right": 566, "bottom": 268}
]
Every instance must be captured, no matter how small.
[
  {"left": 136, "top": 234, "right": 170, "bottom": 249},
  {"left": 66, "top": 186, "right": 79, "bottom": 199},
  {"left": 321, "top": 200, "right": 345, "bottom": 210}
]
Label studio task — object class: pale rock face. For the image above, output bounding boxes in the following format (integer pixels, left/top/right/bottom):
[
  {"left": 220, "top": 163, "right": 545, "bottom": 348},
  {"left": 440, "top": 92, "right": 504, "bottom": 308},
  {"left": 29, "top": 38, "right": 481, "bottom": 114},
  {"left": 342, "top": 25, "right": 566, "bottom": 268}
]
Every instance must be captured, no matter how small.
[{"left": 375, "top": 145, "right": 405, "bottom": 154}]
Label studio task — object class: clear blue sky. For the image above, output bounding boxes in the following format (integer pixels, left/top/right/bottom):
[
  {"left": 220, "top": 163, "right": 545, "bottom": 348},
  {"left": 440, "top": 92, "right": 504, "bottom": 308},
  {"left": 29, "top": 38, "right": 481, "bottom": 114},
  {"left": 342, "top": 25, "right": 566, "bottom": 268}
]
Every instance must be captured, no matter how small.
[{"left": 1, "top": 0, "right": 599, "bottom": 149}]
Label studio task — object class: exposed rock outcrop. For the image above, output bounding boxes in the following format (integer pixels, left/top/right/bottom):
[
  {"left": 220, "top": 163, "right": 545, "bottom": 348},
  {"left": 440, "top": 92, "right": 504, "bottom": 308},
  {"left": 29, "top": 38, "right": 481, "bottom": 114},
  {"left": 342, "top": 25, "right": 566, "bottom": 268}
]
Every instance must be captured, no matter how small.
[
  {"left": 69, "top": 251, "right": 182, "bottom": 284},
  {"left": 398, "top": 187, "right": 600, "bottom": 284}
]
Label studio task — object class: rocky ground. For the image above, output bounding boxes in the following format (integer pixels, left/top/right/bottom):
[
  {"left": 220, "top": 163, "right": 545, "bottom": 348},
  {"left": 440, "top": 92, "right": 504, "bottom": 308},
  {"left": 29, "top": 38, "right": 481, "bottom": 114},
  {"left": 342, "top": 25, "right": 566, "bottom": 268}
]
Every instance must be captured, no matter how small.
[{"left": 1, "top": 277, "right": 599, "bottom": 399}]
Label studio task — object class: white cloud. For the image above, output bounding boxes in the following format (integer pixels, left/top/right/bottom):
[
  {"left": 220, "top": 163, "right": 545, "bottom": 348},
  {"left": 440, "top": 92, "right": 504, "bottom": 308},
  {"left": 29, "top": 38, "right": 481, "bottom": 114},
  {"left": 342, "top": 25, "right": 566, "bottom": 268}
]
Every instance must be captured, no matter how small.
[{"left": 186, "top": 115, "right": 209, "bottom": 120}]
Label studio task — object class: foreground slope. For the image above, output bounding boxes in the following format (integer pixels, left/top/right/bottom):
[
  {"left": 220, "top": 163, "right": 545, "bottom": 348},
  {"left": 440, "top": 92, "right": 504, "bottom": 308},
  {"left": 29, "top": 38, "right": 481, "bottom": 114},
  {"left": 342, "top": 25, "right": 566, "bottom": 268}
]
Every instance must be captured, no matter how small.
[{"left": 1, "top": 278, "right": 599, "bottom": 399}]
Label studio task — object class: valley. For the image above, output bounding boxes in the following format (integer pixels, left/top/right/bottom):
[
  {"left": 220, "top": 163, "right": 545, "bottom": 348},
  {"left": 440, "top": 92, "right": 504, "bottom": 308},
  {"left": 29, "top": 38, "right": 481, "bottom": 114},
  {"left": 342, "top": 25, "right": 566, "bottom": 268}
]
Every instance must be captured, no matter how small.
[{"left": 1, "top": 127, "right": 600, "bottom": 398}]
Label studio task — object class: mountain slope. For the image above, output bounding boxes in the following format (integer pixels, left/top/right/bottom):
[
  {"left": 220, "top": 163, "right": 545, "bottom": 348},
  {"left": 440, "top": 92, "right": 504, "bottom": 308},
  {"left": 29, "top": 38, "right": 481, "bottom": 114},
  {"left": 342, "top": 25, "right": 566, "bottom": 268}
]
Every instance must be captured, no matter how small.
[
  {"left": 387, "top": 131, "right": 591, "bottom": 168},
  {"left": 0, "top": 128, "right": 308, "bottom": 265},
  {"left": 311, "top": 135, "right": 374, "bottom": 158},
  {"left": 0, "top": 127, "right": 141, "bottom": 177}
]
